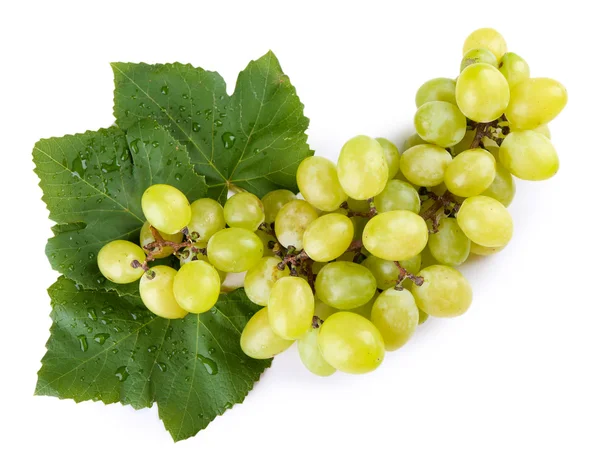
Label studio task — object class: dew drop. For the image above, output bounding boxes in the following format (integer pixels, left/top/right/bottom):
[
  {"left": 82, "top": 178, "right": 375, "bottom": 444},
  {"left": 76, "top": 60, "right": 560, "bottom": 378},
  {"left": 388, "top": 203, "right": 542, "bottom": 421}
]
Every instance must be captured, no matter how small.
[
  {"left": 77, "top": 335, "right": 88, "bottom": 352},
  {"left": 147, "top": 345, "right": 157, "bottom": 353},
  {"left": 130, "top": 139, "right": 140, "bottom": 154},
  {"left": 161, "top": 85, "right": 169, "bottom": 95},
  {"left": 221, "top": 132, "right": 236, "bottom": 149},
  {"left": 156, "top": 362, "right": 167, "bottom": 372},
  {"left": 196, "top": 354, "right": 218, "bottom": 375},
  {"left": 192, "top": 122, "right": 201, "bottom": 132},
  {"left": 175, "top": 173, "right": 182, "bottom": 181},
  {"left": 115, "top": 366, "right": 129, "bottom": 382},
  {"left": 152, "top": 141, "right": 160, "bottom": 148},
  {"left": 94, "top": 333, "right": 110, "bottom": 345}
]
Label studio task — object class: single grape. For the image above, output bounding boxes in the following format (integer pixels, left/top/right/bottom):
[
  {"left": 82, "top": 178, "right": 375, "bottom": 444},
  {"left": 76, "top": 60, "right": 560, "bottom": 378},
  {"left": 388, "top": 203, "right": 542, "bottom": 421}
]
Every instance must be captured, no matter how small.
[
  {"left": 403, "top": 133, "right": 428, "bottom": 152},
  {"left": 399, "top": 144, "right": 452, "bottom": 187},
  {"left": 350, "top": 216, "right": 368, "bottom": 241},
  {"left": 314, "top": 298, "right": 338, "bottom": 321},
  {"left": 141, "top": 184, "right": 191, "bottom": 235},
  {"left": 261, "top": 189, "right": 296, "bottom": 224},
  {"left": 139, "top": 221, "right": 183, "bottom": 259},
  {"left": 97, "top": 240, "right": 146, "bottom": 284},
  {"left": 240, "top": 308, "right": 294, "bottom": 359},
  {"left": 444, "top": 148, "right": 496, "bottom": 197},
  {"left": 418, "top": 308, "right": 429, "bottom": 325},
  {"left": 244, "top": 257, "right": 290, "bottom": 307},
  {"left": 274, "top": 199, "right": 319, "bottom": 251},
  {"left": 499, "top": 131, "right": 559, "bottom": 181},
  {"left": 376, "top": 137, "right": 400, "bottom": 179},
  {"left": 297, "top": 327, "right": 336, "bottom": 377},
  {"left": 347, "top": 197, "right": 370, "bottom": 213},
  {"left": 428, "top": 218, "right": 471, "bottom": 266},
  {"left": 303, "top": 213, "right": 354, "bottom": 262},
  {"left": 172, "top": 260, "right": 221, "bottom": 314},
  {"left": 371, "top": 288, "right": 419, "bottom": 351},
  {"left": 139, "top": 266, "right": 188, "bottom": 319},
  {"left": 455, "top": 63, "right": 510, "bottom": 122},
  {"left": 315, "top": 261, "right": 377, "bottom": 309},
  {"left": 411, "top": 265, "right": 472, "bottom": 317},
  {"left": 297, "top": 156, "right": 348, "bottom": 211},
  {"left": 481, "top": 162, "right": 516, "bottom": 207},
  {"left": 223, "top": 192, "right": 265, "bottom": 231},
  {"left": 337, "top": 135, "right": 388, "bottom": 199},
  {"left": 470, "top": 241, "right": 506, "bottom": 256},
  {"left": 363, "top": 210, "right": 428, "bottom": 261},
  {"left": 207, "top": 228, "right": 264, "bottom": 272},
  {"left": 419, "top": 245, "right": 437, "bottom": 269},
  {"left": 352, "top": 293, "right": 378, "bottom": 319},
  {"left": 268, "top": 276, "right": 314, "bottom": 340},
  {"left": 415, "top": 78, "right": 457, "bottom": 107},
  {"left": 362, "top": 254, "right": 421, "bottom": 290},
  {"left": 463, "top": 28, "right": 507, "bottom": 62},
  {"left": 498, "top": 52, "right": 530, "bottom": 88},
  {"left": 505, "top": 78, "right": 568, "bottom": 130},
  {"left": 414, "top": 101, "right": 467, "bottom": 148},
  {"left": 450, "top": 130, "right": 475, "bottom": 155},
  {"left": 188, "top": 198, "right": 226, "bottom": 243},
  {"left": 460, "top": 48, "right": 498, "bottom": 71},
  {"left": 456, "top": 196, "right": 513, "bottom": 248},
  {"left": 374, "top": 179, "right": 421, "bottom": 214},
  {"left": 318, "top": 312, "right": 385, "bottom": 374}
]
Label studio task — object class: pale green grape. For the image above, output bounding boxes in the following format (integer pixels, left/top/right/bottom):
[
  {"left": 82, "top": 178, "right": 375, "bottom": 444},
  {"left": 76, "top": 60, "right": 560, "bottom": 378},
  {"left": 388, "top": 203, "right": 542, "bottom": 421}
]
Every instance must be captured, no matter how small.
[
  {"left": 315, "top": 261, "right": 376, "bottom": 309},
  {"left": 337, "top": 135, "right": 388, "bottom": 199},
  {"left": 444, "top": 148, "right": 496, "bottom": 197},
  {"left": 244, "top": 257, "right": 290, "bottom": 306},
  {"left": 318, "top": 312, "right": 385, "bottom": 374},
  {"left": 414, "top": 101, "right": 467, "bottom": 148},
  {"left": 418, "top": 308, "right": 429, "bottom": 325},
  {"left": 428, "top": 218, "right": 471, "bottom": 266},
  {"left": 347, "top": 198, "right": 370, "bottom": 213},
  {"left": 456, "top": 63, "right": 510, "bottom": 122},
  {"left": 223, "top": 192, "right": 265, "bottom": 231},
  {"left": 240, "top": 308, "right": 294, "bottom": 359},
  {"left": 352, "top": 294, "right": 378, "bottom": 319},
  {"left": 371, "top": 288, "right": 419, "bottom": 351},
  {"left": 141, "top": 184, "right": 191, "bottom": 235},
  {"left": 297, "top": 156, "right": 348, "bottom": 212},
  {"left": 456, "top": 196, "right": 513, "bottom": 247},
  {"left": 419, "top": 245, "right": 437, "bottom": 269},
  {"left": 460, "top": 48, "right": 498, "bottom": 71},
  {"left": 303, "top": 213, "right": 354, "bottom": 262},
  {"left": 499, "top": 131, "right": 559, "bottom": 181},
  {"left": 179, "top": 242, "right": 227, "bottom": 284},
  {"left": 481, "top": 162, "right": 516, "bottom": 207},
  {"left": 314, "top": 298, "right": 337, "bottom": 321},
  {"left": 402, "top": 133, "right": 428, "bottom": 153},
  {"left": 274, "top": 199, "right": 319, "bottom": 250},
  {"left": 411, "top": 265, "right": 472, "bottom": 317},
  {"left": 139, "top": 221, "right": 183, "bottom": 259},
  {"left": 362, "top": 254, "right": 421, "bottom": 290},
  {"left": 255, "top": 229, "right": 276, "bottom": 255},
  {"left": 415, "top": 78, "right": 457, "bottom": 107},
  {"left": 172, "top": 260, "right": 221, "bottom": 313},
  {"left": 463, "top": 28, "right": 507, "bottom": 61},
  {"left": 374, "top": 180, "right": 420, "bottom": 214},
  {"left": 297, "top": 328, "right": 336, "bottom": 377},
  {"left": 350, "top": 216, "right": 368, "bottom": 241},
  {"left": 261, "top": 189, "right": 296, "bottom": 223},
  {"left": 511, "top": 123, "right": 551, "bottom": 139},
  {"left": 363, "top": 210, "right": 428, "bottom": 261},
  {"left": 505, "top": 78, "right": 568, "bottom": 130},
  {"left": 499, "top": 52, "right": 530, "bottom": 88},
  {"left": 139, "top": 266, "right": 188, "bottom": 319},
  {"left": 470, "top": 241, "right": 506, "bottom": 256},
  {"left": 268, "top": 276, "right": 314, "bottom": 340},
  {"left": 207, "top": 228, "right": 264, "bottom": 272},
  {"left": 97, "top": 240, "right": 146, "bottom": 284},
  {"left": 451, "top": 130, "right": 476, "bottom": 155},
  {"left": 376, "top": 137, "right": 400, "bottom": 179},
  {"left": 399, "top": 144, "right": 452, "bottom": 187},
  {"left": 188, "top": 198, "right": 226, "bottom": 243}
]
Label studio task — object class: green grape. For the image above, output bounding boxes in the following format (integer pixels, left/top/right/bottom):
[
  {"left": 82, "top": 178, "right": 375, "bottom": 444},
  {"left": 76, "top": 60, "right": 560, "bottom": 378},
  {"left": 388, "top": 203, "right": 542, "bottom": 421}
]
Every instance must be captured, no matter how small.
[
  {"left": 470, "top": 241, "right": 506, "bottom": 256},
  {"left": 499, "top": 131, "right": 559, "bottom": 181},
  {"left": 297, "top": 156, "right": 348, "bottom": 211},
  {"left": 460, "top": 48, "right": 498, "bottom": 71},
  {"left": 418, "top": 308, "right": 429, "bottom": 325},
  {"left": 399, "top": 144, "right": 452, "bottom": 187},
  {"left": 141, "top": 184, "right": 192, "bottom": 235},
  {"left": 297, "top": 327, "right": 336, "bottom": 377},
  {"left": 463, "top": 27, "right": 507, "bottom": 61},
  {"left": 268, "top": 276, "right": 314, "bottom": 340},
  {"left": 419, "top": 245, "right": 437, "bottom": 269},
  {"left": 411, "top": 265, "right": 472, "bottom": 317},
  {"left": 139, "top": 221, "right": 183, "bottom": 259},
  {"left": 371, "top": 288, "right": 419, "bottom": 351},
  {"left": 505, "top": 78, "right": 568, "bottom": 130},
  {"left": 97, "top": 240, "right": 146, "bottom": 284},
  {"left": 481, "top": 162, "right": 516, "bottom": 207},
  {"left": 303, "top": 213, "right": 354, "bottom": 262},
  {"left": 456, "top": 63, "right": 510, "bottom": 122},
  {"left": 188, "top": 198, "right": 226, "bottom": 243},
  {"left": 318, "top": 312, "right": 385, "bottom": 374},
  {"left": 172, "top": 260, "right": 221, "bottom": 313},
  {"left": 261, "top": 189, "right": 296, "bottom": 224},
  {"left": 402, "top": 133, "right": 428, "bottom": 152},
  {"left": 428, "top": 218, "right": 471, "bottom": 266},
  {"left": 374, "top": 179, "right": 421, "bottom": 214},
  {"left": 207, "top": 228, "right": 264, "bottom": 272},
  {"left": 352, "top": 293, "right": 378, "bottom": 319},
  {"left": 244, "top": 257, "right": 290, "bottom": 307},
  {"left": 347, "top": 197, "right": 370, "bottom": 213},
  {"left": 315, "top": 261, "right": 376, "bottom": 309},
  {"left": 314, "top": 298, "right": 338, "bottom": 321},
  {"left": 362, "top": 254, "right": 421, "bottom": 290},
  {"left": 350, "top": 216, "right": 368, "bottom": 241},
  {"left": 139, "top": 266, "right": 188, "bottom": 319},
  {"left": 376, "top": 137, "right": 400, "bottom": 179},
  {"left": 240, "top": 308, "right": 294, "bottom": 359},
  {"left": 456, "top": 196, "right": 513, "bottom": 248},
  {"left": 511, "top": 123, "right": 551, "bottom": 139},
  {"left": 337, "top": 135, "right": 388, "bottom": 199},
  {"left": 444, "top": 148, "right": 496, "bottom": 197},
  {"left": 414, "top": 101, "right": 467, "bottom": 148},
  {"left": 498, "top": 52, "right": 530, "bottom": 88},
  {"left": 451, "top": 130, "right": 476, "bottom": 155},
  {"left": 179, "top": 242, "right": 227, "bottom": 284},
  {"left": 415, "top": 78, "right": 457, "bottom": 107},
  {"left": 274, "top": 199, "right": 319, "bottom": 250},
  {"left": 223, "top": 192, "right": 265, "bottom": 231},
  {"left": 363, "top": 210, "right": 428, "bottom": 261}
]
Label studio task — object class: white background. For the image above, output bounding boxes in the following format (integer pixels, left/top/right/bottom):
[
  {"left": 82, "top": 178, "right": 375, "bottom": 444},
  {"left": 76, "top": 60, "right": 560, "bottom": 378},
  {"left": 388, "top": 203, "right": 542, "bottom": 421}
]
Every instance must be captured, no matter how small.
[{"left": 1, "top": 1, "right": 599, "bottom": 457}]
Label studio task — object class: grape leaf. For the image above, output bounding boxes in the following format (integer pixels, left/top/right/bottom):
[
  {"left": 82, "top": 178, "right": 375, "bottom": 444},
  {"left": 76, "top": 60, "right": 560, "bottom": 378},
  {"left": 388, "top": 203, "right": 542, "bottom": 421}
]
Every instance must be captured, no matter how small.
[
  {"left": 36, "top": 277, "right": 270, "bottom": 442},
  {"left": 112, "top": 51, "right": 311, "bottom": 203}
]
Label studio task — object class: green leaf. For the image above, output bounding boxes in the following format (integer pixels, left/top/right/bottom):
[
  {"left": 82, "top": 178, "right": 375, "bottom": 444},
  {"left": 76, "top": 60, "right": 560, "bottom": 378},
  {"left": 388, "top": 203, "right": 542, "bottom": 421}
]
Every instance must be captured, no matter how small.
[
  {"left": 33, "top": 120, "right": 206, "bottom": 292},
  {"left": 112, "top": 51, "right": 312, "bottom": 202},
  {"left": 36, "top": 277, "right": 270, "bottom": 442}
]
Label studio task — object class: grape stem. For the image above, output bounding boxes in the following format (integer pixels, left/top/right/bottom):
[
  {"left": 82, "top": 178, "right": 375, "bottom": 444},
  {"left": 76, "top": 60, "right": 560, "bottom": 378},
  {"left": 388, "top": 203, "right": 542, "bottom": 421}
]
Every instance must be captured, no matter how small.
[
  {"left": 419, "top": 190, "right": 459, "bottom": 226},
  {"left": 394, "top": 261, "right": 424, "bottom": 290},
  {"left": 340, "top": 197, "right": 378, "bottom": 219},
  {"left": 132, "top": 226, "right": 201, "bottom": 270},
  {"left": 258, "top": 222, "right": 277, "bottom": 238},
  {"left": 312, "top": 315, "right": 324, "bottom": 329}
]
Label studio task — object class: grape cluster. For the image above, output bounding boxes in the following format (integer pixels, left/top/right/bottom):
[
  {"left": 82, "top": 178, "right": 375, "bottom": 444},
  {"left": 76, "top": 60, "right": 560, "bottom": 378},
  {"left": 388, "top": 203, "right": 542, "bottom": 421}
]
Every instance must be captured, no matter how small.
[{"left": 97, "top": 27, "right": 567, "bottom": 377}]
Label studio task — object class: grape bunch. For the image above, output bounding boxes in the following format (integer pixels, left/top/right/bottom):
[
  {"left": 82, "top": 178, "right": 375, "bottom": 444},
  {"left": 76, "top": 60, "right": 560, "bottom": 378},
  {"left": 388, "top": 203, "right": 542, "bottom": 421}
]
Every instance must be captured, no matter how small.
[{"left": 97, "top": 27, "right": 567, "bottom": 377}]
